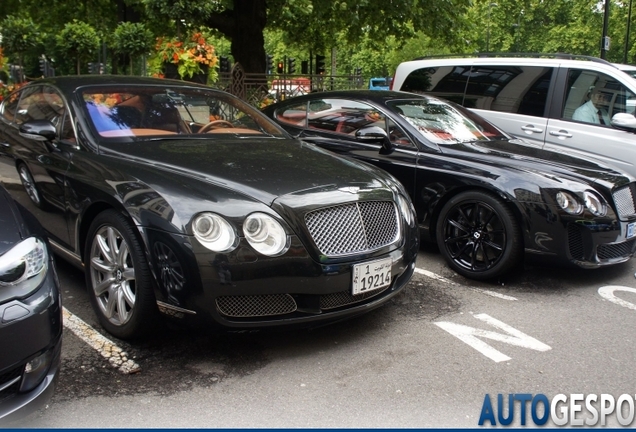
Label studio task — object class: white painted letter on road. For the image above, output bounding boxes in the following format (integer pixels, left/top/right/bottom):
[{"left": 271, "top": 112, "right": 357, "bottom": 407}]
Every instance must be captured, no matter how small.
[
  {"left": 598, "top": 286, "right": 636, "bottom": 311},
  {"left": 435, "top": 313, "right": 551, "bottom": 362}
]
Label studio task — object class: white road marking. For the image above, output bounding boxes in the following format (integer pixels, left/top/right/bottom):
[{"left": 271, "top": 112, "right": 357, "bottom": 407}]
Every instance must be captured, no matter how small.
[
  {"left": 435, "top": 313, "right": 551, "bottom": 362},
  {"left": 598, "top": 286, "right": 636, "bottom": 311},
  {"left": 62, "top": 307, "right": 141, "bottom": 374},
  {"left": 414, "top": 267, "right": 518, "bottom": 301}
]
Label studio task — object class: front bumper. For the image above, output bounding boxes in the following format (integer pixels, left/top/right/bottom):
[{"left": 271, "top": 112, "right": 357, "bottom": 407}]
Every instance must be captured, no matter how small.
[
  {"left": 0, "top": 261, "right": 63, "bottom": 425},
  {"left": 567, "top": 220, "right": 636, "bottom": 268}
]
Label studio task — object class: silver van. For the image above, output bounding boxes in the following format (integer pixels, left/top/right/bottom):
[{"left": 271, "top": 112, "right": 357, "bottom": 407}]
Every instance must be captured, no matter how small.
[{"left": 391, "top": 54, "right": 636, "bottom": 178}]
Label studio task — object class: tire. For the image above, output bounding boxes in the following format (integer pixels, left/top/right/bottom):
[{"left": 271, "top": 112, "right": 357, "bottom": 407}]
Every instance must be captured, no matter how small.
[
  {"left": 18, "top": 163, "right": 44, "bottom": 209},
  {"left": 436, "top": 190, "right": 522, "bottom": 281},
  {"left": 85, "top": 209, "right": 158, "bottom": 339}
]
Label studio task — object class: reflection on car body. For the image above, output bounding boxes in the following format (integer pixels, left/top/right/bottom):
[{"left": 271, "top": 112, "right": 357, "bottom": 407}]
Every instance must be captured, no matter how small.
[
  {"left": 263, "top": 90, "right": 636, "bottom": 281},
  {"left": 0, "top": 76, "right": 418, "bottom": 340}
]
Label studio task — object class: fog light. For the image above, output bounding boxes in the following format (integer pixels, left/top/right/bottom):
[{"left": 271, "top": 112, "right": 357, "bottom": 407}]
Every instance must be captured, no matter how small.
[{"left": 20, "top": 349, "right": 53, "bottom": 392}]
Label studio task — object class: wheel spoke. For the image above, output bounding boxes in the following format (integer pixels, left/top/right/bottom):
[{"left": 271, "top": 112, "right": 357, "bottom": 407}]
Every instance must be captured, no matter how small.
[
  {"left": 93, "top": 277, "right": 115, "bottom": 296},
  {"left": 447, "top": 217, "right": 471, "bottom": 234},
  {"left": 96, "top": 233, "right": 115, "bottom": 264},
  {"left": 117, "top": 288, "right": 132, "bottom": 322},
  {"left": 104, "top": 286, "right": 118, "bottom": 319},
  {"left": 107, "top": 227, "right": 120, "bottom": 259},
  {"left": 450, "top": 241, "right": 472, "bottom": 260},
  {"left": 482, "top": 239, "right": 504, "bottom": 252},
  {"left": 116, "top": 241, "right": 130, "bottom": 268},
  {"left": 90, "top": 256, "right": 115, "bottom": 274},
  {"left": 122, "top": 267, "right": 135, "bottom": 281}
]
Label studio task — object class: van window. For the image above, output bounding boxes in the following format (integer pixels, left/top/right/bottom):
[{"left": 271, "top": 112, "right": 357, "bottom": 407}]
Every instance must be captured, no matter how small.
[
  {"left": 563, "top": 70, "right": 636, "bottom": 124},
  {"left": 401, "top": 64, "right": 552, "bottom": 116}
]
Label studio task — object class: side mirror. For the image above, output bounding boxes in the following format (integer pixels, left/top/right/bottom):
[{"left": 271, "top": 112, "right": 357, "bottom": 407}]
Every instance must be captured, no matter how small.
[
  {"left": 19, "top": 120, "right": 57, "bottom": 141},
  {"left": 355, "top": 126, "right": 394, "bottom": 154}
]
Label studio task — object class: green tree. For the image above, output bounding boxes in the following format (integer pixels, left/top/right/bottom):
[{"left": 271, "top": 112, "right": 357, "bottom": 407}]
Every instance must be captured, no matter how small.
[
  {"left": 56, "top": 20, "right": 101, "bottom": 74},
  {"left": 0, "top": 14, "right": 41, "bottom": 67},
  {"left": 142, "top": 0, "right": 471, "bottom": 75},
  {"left": 112, "top": 21, "right": 154, "bottom": 74}
]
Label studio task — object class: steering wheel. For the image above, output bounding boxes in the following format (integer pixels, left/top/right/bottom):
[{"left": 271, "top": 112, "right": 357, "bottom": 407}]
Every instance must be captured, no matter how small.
[{"left": 198, "top": 119, "right": 235, "bottom": 133}]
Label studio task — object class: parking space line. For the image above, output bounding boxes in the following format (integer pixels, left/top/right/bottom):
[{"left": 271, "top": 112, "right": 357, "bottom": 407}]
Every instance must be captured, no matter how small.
[
  {"left": 62, "top": 307, "right": 141, "bottom": 374},
  {"left": 414, "top": 268, "right": 518, "bottom": 301}
]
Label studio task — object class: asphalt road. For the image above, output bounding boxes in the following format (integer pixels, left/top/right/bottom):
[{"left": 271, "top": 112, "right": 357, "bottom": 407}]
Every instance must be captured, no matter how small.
[{"left": 14, "top": 244, "right": 636, "bottom": 428}]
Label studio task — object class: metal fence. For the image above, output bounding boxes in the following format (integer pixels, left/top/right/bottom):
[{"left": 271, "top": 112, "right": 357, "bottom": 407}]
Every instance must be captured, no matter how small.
[{"left": 211, "top": 63, "right": 367, "bottom": 107}]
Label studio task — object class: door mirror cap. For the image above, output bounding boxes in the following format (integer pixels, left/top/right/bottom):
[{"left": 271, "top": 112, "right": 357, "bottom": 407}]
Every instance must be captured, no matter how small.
[
  {"left": 355, "top": 126, "right": 394, "bottom": 154},
  {"left": 19, "top": 120, "right": 57, "bottom": 141}
]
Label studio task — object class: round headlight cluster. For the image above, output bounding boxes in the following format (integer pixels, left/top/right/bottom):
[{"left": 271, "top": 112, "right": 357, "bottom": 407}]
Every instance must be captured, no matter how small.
[
  {"left": 192, "top": 213, "right": 237, "bottom": 252},
  {"left": 556, "top": 191, "right": 607, "bottom": 216},
  {"left": 556, "top": 191, "right": 583, "bottom": 214},
  {"left": 243, "top": 213, "right": 289, "bottom": 256},
  {"left": 584, "top": 191, "right": 607, "bottom": 216},
  {"left": 396, "top": 194, "right": 414, "bottom": 227}
]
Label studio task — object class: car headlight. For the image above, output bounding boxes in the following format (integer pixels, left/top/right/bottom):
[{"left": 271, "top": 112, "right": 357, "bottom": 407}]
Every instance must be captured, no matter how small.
[
  {"left": 396, "top": 194, "right": 415, "bottom": 227},
  {"left": 192, "top": 213, "right": 238, "bottom": 252},
  {"left": 243, "top": 213, "right": 289, "bottom": 256},
  {"left": 556, "top": 191, "right": 583, "bottom": 215},
  {"left": 584, "top": 191, "right": 607, "bottom": 216},
  {"left": 0, "top": 237, "right": 48, "bottom": 299}
]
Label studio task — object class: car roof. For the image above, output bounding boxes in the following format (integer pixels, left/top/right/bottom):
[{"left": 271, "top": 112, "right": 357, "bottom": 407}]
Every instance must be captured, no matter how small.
[
  {"left": 22, "top": 75, "right": 212, "bottom": 95},
  {"left": 268, "top": 89, "right": 427, "bottom": 106}
]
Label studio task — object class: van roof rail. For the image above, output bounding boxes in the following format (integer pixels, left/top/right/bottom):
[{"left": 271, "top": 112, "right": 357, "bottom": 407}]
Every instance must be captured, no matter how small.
[{"left": 411, "top": 52, "right": 614, "bottom": 67}]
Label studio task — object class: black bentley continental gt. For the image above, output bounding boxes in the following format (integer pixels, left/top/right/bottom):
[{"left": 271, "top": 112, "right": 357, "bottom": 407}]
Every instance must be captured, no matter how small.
[
  {"left": 0, "top": 77, "right": 418, "bottom": 340},
  {"left": 263, "top": 90, "right": 636, "bottom": 280}
]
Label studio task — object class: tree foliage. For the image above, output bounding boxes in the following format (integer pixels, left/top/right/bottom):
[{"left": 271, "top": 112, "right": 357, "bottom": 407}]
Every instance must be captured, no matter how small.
[
  {"left": 56, "top": 20, "right": 101, "bottom": 74},
  {"left": 112, "top": 21, "right": 154, "bottom": 74},
  {"left": 0, "top": 15, "right": 41, "bottom": 66}
]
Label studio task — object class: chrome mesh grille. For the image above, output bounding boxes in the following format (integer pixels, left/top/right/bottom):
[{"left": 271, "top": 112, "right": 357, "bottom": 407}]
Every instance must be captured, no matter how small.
[
  {"left": 216, "top": 294, "right": 297, "bottom": 317},
  {"left": 320, "top": 286, "right": 389, "bottom": 310},
  {"left": 613, "top": 186, "right": 636, "bottom": 219},
  {"left": 305, "top": 201, "right": 399, "bottom": 257}
]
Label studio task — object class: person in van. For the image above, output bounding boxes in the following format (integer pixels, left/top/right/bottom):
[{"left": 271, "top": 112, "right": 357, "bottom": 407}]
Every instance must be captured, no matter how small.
[{"left": 573, "top": 87, "right": 611, "bottom": 125}]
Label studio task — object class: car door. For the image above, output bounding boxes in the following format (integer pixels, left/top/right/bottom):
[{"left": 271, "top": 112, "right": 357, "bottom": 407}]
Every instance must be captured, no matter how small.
[
  {"left": 0, "top": 84, "right": 73, "bottom": 247},
  {"left": 544, "top": 67, "right": 636, "bottom": 178},
  {"left": 275, "top": 97, "right": 419, "bottom": 196}
]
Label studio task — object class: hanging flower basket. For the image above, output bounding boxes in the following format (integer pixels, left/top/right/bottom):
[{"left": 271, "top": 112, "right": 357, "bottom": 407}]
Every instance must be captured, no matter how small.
[{"left": 152, "top": 31, "right": 217, "bottom": 84}]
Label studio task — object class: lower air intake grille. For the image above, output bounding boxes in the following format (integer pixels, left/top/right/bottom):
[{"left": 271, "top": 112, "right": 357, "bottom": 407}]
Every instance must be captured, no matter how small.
[
  {"left": 597, "top": 238, "right": 636, "bottom": 260},
  {"left": 216, "top": 294, "right": 297, "bottom": 318},
  {"left": 0, "top": 365, "right": 23, "bottom": 404},
  {"left": 320, "top": 286, "right": 389, "bottom": 310},
  {"left": 568, "top": 224, "right": 585, "bottom": 260},
  {"left": 305, "top": 201, "right": 399, "bottom": 257}
]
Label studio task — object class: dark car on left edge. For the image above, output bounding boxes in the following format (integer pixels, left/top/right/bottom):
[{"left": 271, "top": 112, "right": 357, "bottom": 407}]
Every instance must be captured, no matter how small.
[
  {"left": 263, "top": 90, "right": 636, "bottom": 280},
  {"left": 0, "top": 76, "right": 418, "bottom": 340},
  {"left": 0, "top": 183, "right": 62, "bottom": 425}
]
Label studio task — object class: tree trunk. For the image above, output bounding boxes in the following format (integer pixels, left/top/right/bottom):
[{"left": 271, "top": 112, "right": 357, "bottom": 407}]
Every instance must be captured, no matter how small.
[{"left": 229, "top": 0, "right": 267, "bottom": 75}]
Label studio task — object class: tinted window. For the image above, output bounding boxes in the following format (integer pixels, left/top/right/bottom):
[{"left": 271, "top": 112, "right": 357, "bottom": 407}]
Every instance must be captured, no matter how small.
[
  {"left": 403, "top": 64, "right": 552, "bottom": 116},
  {"left": 563, "top": 69, "right": 636, "bottom": 124},
  {"left": 464, "top": 65, "right": 552, "bottom": 115}
]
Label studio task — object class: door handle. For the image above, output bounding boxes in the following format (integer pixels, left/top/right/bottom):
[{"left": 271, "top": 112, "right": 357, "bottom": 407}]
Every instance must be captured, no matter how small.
[
  {"left": 549, "top": 130, "right": 573, "bottom": 138},
  {"left": 0, "top": 142, "right": 10, "bottom": 148},
  {"left": 521, "top": 125, "right": 544, "bottom": 133}
]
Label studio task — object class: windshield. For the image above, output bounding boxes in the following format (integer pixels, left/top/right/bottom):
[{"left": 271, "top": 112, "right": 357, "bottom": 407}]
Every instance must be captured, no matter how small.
[
  {"left": 80, "top": 85, "right": 287, "bottom": 141},
  {"left": 387, "top": 98, "right": 507, "bottom": 144}
]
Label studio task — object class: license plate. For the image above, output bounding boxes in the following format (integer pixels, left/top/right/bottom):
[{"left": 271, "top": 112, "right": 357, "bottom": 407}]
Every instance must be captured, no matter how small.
[
  {"left": 352, "top": 258, "right": 392, "bottom": 295},
  {"left": 628, "top": 222, "right": 636, "bottom": 238}
]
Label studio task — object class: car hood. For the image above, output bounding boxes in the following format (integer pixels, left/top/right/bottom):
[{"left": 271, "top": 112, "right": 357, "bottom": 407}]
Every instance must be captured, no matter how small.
[
  {"left": 0, "top": 188, "right": 24, "bottom": 255},
  {"left": 105, "top": 138, "right": 396, "bottom": 205},
  {"left": 440, "top": 138, "right": 633, "bottom": 188}
]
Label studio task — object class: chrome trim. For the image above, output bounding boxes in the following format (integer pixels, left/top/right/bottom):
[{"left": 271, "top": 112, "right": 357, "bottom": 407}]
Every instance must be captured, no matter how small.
[
  {"left": 156, "top": 301, "right": 196, "bottom": 315},
  {"left": 49, "top": 240, "right": 83, "bottom": 269},
  {"left": 0, "top": 376, "right": 20, "bottom": 393}
]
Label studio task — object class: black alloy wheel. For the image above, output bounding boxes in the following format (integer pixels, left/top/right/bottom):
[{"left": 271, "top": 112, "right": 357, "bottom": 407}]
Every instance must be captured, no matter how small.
[{"left": 436, "top": 191, "right": 522, "bottom": 280}]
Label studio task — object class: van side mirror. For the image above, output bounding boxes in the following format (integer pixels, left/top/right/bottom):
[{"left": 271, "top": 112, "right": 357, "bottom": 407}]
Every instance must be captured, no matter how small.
[{"left": 355, "top": 126, "right": 394, "bottom": 154}]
